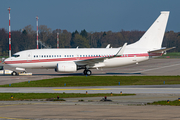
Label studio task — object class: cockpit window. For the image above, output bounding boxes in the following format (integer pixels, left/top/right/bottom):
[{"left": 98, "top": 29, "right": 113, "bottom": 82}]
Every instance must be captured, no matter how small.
[{"left": 12, "top": 55, "right": 20, "bottom": 58}]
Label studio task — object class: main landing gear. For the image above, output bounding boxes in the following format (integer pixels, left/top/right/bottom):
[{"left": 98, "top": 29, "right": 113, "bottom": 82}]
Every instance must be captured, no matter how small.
[{"left": 83, "top": 69, "right": 92, "bottom": 76}]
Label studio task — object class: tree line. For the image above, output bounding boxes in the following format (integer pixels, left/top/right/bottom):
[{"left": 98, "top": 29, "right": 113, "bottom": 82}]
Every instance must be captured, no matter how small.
[{"left": 0, "top": 25, "right": 179, "bottom": 56}]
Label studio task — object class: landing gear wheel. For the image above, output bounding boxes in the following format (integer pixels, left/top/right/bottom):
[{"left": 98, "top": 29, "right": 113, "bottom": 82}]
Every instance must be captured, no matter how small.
[
  {"left": 83, "top": 70, "right": 92, "bottom": 76},
  {"left": 86, "top": 70, "right": 92, "bottom": 76},
  {"left": 11, "top": 71, "right": 18, "bottom": 76},
  {"left": 83, "top": 70, "right": 87, "bottom": 75}
]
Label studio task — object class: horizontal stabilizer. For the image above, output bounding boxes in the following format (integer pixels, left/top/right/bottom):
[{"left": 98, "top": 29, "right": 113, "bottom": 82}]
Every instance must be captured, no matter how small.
[{"left": 148, "top": 47, "right": 175, "bottom": 53}]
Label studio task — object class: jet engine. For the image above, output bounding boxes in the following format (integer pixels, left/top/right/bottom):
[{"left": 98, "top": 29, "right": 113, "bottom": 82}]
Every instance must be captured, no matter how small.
[{"left": 55, "top": 61, "right": 77, "bottom": 72}]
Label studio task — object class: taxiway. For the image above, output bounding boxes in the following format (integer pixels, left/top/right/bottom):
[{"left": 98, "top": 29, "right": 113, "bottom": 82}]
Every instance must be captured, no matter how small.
[{"left": 0, "top": 58, "right": 180, "bottom": 120}]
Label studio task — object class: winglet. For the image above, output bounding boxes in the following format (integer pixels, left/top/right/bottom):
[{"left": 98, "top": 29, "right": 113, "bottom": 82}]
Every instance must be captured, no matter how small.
[
  {"left": 115, "top": 43, "right": 127, "bottom": 56},
  {"left": 106, "top": 44, "right": 110, "bottom": 48}
]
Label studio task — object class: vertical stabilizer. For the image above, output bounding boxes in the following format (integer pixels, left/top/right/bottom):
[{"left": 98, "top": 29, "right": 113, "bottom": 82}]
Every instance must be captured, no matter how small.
[{"left": 128, "top": 11, "right": 170, "bottom": 51}]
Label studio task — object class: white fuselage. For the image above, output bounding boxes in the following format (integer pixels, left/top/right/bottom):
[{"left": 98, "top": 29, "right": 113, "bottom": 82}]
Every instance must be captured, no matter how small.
[{"left": 4, "top": 46, "right": 150, "bottom": 69}]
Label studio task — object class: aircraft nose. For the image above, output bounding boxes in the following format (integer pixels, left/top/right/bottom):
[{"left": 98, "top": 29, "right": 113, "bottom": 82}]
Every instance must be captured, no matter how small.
[
  {"left": 3, "top": 58, "right": 10, "bottom": 64},
  {"left": 3, "top": 59, "right": 7, "bottom": 64}
]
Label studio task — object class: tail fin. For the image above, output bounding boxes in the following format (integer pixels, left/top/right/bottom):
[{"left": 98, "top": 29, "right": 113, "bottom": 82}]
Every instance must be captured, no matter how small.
[{"left": 128, "top": 11, "right": 170, "bottom": 51}]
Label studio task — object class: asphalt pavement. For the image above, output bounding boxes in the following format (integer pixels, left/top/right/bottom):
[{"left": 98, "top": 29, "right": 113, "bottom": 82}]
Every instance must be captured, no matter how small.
[{"left": 1, "top": 58, "right": 180, "bottom": 120}]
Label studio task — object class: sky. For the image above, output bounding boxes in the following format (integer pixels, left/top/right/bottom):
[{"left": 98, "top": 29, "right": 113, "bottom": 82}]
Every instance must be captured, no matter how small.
[{"left": 0, "top": 0, "right": 180, "bottom": 33}]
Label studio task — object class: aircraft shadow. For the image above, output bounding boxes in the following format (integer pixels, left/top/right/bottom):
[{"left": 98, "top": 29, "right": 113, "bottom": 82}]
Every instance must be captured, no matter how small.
[{"left": 33, "top": 72, "right": 141, "bottom": 76}]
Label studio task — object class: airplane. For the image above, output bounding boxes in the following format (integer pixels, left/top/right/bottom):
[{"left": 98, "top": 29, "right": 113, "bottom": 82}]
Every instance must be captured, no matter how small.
[{"left": 4, "top": 11, "right": 175, "bottom": 76}]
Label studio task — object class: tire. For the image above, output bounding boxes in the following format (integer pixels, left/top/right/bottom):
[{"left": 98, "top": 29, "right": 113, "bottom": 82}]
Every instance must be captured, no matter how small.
[
  {"left": 83, "top": 70, "right": 87, "bottom": 75},
  {"left": 11, "top": 71, "right": 18, "bottom": 76},
  {"left": 86, "top": 70, "right": 92, "bottom": 76}
]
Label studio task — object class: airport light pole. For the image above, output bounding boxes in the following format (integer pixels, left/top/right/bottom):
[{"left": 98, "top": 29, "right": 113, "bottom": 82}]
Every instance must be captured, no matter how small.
[
  {"left": 8, "top": 7, "right": 11, "bottom": 57},
  {"left": 57, "top": 33, "right": 59, "bottom": 48},
  {"left": 36, "top": 16, "right": 39, "bottom": 49}
]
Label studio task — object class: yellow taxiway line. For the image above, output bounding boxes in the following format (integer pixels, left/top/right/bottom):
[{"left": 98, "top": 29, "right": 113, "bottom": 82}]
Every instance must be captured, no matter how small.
[
  {"left": 0, "top": 117, "right": 31, "bottom": 120},
  {"left": 0, "top": 104, "right": 20, "bottom": 108}
]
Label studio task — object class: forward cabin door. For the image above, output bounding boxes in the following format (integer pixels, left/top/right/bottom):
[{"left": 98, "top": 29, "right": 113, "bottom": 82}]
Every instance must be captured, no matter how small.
[{"left": 27, "top": 52, "right": 32, "bottom": 62}]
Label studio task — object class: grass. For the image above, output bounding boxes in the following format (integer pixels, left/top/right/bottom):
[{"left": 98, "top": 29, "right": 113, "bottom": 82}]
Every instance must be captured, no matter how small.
[
  {"left": 1, "top": 76, "right": 180, "bottom": 87},
  {"left": 0, "top": 93, "right": 135, "bottom": 101},
  {"left": 0, "top": 56, "right": 8, "bottom": 58},
  {"left": 148, "top": 99, "right": 180, "bottom": 106},
  {"left": 160, "top": 52, "right": 180, "bottom": 58},
  {"left": 162, "top": 52, "right": 180, "bottom": 56}
]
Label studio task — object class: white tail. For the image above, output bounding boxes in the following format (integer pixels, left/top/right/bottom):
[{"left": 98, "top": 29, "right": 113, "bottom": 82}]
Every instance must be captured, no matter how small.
[{"left": 128, "top": 11, "right": 170, "bottom": 51}]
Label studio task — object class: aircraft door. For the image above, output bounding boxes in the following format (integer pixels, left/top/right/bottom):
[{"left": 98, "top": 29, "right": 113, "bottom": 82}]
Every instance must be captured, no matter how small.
[{"left": 27, "top": 52, "right": 32, "bottom": 62}]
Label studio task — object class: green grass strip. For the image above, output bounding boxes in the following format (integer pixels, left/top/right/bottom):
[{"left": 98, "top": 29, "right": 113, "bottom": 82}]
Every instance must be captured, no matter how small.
[
  {"left": 1, "top": 76, "right": 180, "bottom": 87},
  {"left": 148, "top": 100, "right": 180, "bottom": 106},
  {"left": 162, "top": 52, "right": 180, "bottom": 56},
  {"left": 0, "top": 93, "right": 135, "bottom": 101}
]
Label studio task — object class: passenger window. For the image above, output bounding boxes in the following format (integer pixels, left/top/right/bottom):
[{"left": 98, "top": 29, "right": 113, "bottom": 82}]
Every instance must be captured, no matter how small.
[
  {"left": 72, "top": 55, "right": 74, "bottom": 57},
  {"left": 64, "top": 55, "right": 66, "bottom": 57},
  {"left": 34, "top": 55, "right": 35, "bottom": 57},
  {"left": 47, "top": 55, "right": 48, "bottom": 57},
  {"left": 54, "top": 55, "right": 56, "bottom": 57},
  {"left": 49, "top": 55, "right": 51, "bottom": 57},
  {"left": 44, "top": 55, "right": 46, "bottom": 57}
]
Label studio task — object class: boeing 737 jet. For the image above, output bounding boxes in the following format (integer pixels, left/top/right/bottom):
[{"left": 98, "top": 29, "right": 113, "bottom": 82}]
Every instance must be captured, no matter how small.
[{"left": 4, "top": 11, "right": 174, "bottom": 75}]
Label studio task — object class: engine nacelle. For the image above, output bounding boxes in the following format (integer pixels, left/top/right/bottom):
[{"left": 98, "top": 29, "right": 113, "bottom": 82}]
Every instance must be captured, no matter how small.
[{"left": 55, "top": 61, "right": 77, "bottom": 73}]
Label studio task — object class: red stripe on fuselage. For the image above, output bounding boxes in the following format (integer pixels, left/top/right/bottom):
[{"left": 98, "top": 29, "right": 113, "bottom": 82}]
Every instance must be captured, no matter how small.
[{"left": 5, "top": 53, "right": 149, "bottom": 64}]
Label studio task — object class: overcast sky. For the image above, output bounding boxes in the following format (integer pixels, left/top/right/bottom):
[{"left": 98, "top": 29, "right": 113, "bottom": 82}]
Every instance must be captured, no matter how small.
[{"left": 0, "top": 0, "right": 180, "bottom": 32}]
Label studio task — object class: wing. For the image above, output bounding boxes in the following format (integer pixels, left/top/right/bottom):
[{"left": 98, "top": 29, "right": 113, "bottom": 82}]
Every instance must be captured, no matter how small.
[{"left": 75, "top": 43, "right": 127, "bottom": 66}]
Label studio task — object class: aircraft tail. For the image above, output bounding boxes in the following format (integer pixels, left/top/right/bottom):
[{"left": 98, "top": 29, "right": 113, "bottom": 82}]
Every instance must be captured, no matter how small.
[{"left": 128, "top": 11, "right": 170, "bottom": 51}]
